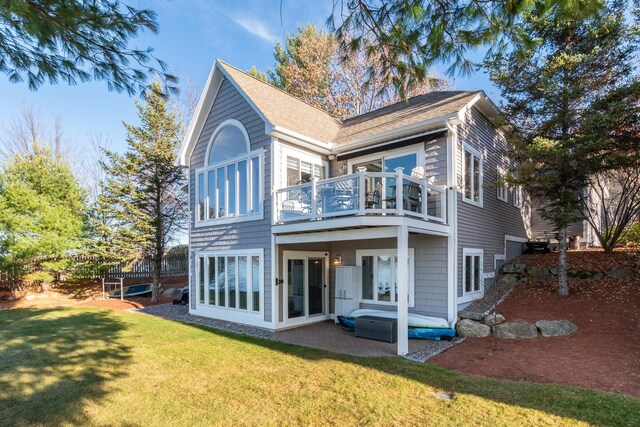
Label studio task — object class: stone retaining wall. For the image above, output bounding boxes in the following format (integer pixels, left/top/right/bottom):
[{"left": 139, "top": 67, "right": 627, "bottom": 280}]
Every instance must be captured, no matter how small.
[{"left": 455, "top": 261, "right": 637, "bottom": 339}]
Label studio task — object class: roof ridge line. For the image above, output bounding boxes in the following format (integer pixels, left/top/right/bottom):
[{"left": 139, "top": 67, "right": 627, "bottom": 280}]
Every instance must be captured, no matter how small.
[{"left": 217, "top": 59, "right": 343, "bottom": 126}]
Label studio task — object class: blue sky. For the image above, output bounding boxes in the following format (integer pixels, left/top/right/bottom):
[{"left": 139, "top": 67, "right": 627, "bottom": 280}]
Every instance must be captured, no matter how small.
[{"left": 0, "top": 0, "right": 497, "bottom": 155}]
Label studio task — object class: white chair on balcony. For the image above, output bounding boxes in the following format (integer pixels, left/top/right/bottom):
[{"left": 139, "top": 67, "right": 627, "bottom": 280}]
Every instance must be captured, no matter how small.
[
  {"left": 411, "top": 166, "right": 425, "bottom": 179},
  {"left": 333, "top": 179, "right": 354, "bottom": 211},
  {"left": 405, "top": 167, "right": 426, "bottom": 212}
]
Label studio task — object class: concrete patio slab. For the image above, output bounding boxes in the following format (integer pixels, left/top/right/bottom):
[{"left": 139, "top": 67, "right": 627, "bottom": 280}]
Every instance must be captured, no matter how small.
[{"left": 271, "top": 320, "right": 453, "bottom": 358}]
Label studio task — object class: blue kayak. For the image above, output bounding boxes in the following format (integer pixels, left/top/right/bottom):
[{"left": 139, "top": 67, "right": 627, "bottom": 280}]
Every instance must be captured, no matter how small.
[{"left": 338, "top": 316, "right": 456, "bottom": 341}]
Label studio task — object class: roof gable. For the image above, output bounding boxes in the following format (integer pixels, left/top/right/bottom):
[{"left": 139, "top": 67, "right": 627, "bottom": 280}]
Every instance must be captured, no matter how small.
[{"left": 218, "top": 61, "right": 342, "bottom": 144}]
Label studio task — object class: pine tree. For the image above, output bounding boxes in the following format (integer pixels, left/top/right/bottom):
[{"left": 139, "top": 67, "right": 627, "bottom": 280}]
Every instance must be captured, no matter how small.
[
  {"left": 329, "top": 0, "right": 604, "bottom": 95},
  {"left": 0, "top": 149, "right": 87, "bottom": 284},
  {"left": 96, "top": 82, "right": 187, "bottom": 302},
  {"left": 0, "top": 1, "right": 175, "bottom": 94},
  {"left": 486, "top": 1, "right": 639, "bottom": 295}
]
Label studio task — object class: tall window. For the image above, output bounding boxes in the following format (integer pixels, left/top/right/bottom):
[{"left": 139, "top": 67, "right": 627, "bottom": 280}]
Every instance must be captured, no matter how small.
[
  {"left": 496, "top": 167, "right": 508, "bottom": 202},
  {"left": 196, "top": 121, "right": 262, "bottom": 224},
  {"left": 513, "top": 185, "right": 522, "bottom": 208},
  {"left": 196, "top": 250, "right": 262, "bottom": 313},
  {"left": 463, "top": 145, "right": 482, "bottom": 205},
  {"left": 463, "top": 249, "right": 483, "bottom": 295},
  {"left": 356, "top": 249, "right": 415, "bottom": 306},
  {"left": 286, "top": 156, "right": 323, "bottom": 186}
]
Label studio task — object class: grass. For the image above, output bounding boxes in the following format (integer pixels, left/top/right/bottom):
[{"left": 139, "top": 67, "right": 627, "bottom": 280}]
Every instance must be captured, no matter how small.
[{"left": 1, "top": 308, "right": 638, "bottom": 426}]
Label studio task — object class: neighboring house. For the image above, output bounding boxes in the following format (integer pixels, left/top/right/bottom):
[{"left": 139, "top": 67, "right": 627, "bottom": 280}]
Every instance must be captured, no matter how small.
[{"left": 177, "top": 59, "right": 529, "bottom": 355}]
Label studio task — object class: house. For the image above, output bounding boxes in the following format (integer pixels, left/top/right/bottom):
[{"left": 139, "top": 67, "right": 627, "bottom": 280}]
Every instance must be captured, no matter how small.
[{"left": 177, "top": 59, "right": 529, "bottom": 355}]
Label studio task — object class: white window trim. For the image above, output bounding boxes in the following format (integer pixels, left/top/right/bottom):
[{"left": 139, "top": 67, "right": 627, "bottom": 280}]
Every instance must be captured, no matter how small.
[
  {"left": 355, "top": 248, "right": 415, "bottom": 308},
  {"left": 459, "top": 248, "right": 484, "bottom": 303},
  {"left": 196, "top": 119, "right": 263, "bottom": 227},
  {"left": 496, "top": 166, "right": 508, "bottom": 203},
  {"left": 280, "top": 144, "right": 328, "bottom": 188},
  {"left": 346, "top": 144, "right": 424, "bottom": 175},
  {"left": 195, "top": 248, "right": 264, "bottom": 316},
  {"left": 513, "top": 185, "right": 523, "bottom": 209},
  {"left": 462, "top": 144, "right": 483, "bottom": 207},
  {"left": 195, "top": 149, "right": 264, "bottom": 227}
]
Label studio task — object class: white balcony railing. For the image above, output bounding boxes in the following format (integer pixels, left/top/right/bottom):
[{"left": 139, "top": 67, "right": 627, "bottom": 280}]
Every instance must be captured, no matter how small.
[{"left": 275, "top": 168, "right": 447, "bottom": 224}]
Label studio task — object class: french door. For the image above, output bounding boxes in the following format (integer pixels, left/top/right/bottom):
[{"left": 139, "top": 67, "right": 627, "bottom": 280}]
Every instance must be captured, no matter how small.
[{"left": 282, "top": 251, "right": 329, "bottom": 323}]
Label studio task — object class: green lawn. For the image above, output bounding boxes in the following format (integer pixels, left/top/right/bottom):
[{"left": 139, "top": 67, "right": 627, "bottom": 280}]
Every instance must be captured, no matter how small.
[{"left": 1, "top": 308, "right": 638, "bottom": 426}]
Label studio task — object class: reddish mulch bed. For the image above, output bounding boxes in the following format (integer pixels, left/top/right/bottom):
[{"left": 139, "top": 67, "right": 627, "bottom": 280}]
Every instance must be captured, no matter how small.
[
  {"left": 523, "top": 247, "right": 640, "bottom": 270},
  {"left": 431, "top": 253, "right": 640, "bottom": 396},
  {"left": 0, "top": 276, "right": 187, "bottom": 311}
]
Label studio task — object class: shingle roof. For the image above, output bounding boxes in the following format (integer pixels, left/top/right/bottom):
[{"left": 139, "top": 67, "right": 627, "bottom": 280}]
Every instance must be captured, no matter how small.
[
  {"left": 334, "top": 91, "right": 480, "bottom": 143},
  {"left": 219, "top": 60, "right": 480, "bottom": 145},
  {"left": 218, "top": 61, "right": 342, "bottom": 143}
]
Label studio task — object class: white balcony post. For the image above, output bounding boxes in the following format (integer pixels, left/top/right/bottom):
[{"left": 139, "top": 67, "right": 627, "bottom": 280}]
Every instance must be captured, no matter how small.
[
  {"left": 310, "top": 177, "right": 317, "bottom": 220},
  {"left": 274, "top": 189, "right": 279, "bottom": 223},
  {"left": 422, "top": 181, "right": 428, "bottom": 219},
  {"left": 442, "top": 185, "right": 447, "bottom": 222},
  {"left": 356, "top": 166, "right": 367, "bottom": 214},
  {"left": 394, "top": 167, "right": 404, "bottom": 215},
  {"left": 397, "top": 224, "right": 409, "bottom": 356}
]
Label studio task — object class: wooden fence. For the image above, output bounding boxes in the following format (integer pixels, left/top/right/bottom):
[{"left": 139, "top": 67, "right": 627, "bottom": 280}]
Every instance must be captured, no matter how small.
[
  {"left": 104, "top": 256, "right": 188, "bottom": 279},
  {"left": 0, "top": 255, "right": 188, "bottom": 286}
]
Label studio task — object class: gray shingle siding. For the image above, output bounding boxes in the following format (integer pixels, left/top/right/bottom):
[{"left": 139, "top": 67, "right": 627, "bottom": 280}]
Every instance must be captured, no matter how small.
[
  {"left": 424, "top": 136, "right": 447, "bottom": 186},
  {"left": 456, "top": 107, "right": 528, "bottom": 298},
  {"left": 312, "top": 235, "right": 448, "bottom": 319},
  {"left": 189, "top": 77, "right": 273, "bottom": 323}
]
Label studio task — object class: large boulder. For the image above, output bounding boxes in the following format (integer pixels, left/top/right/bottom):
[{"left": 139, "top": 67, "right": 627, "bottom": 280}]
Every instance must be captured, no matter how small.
[
  {"left": 162, "top": 287, "right": 180, "bottom": 298},
  {"left": 502, "top": 263, "right": 525, "bottom": 274},
  {"left": 496, "top": 274, "right": 527, "bottom": 287},
  {"left": 483, "top": 313, "right": 506, "bottom": 327},
  {"left": 535, "top": 320, "right": 578, "bottom": 337},
  {"left": 527, "top": 266, "right": 555, "bottom": 283},
  {"left": 607, "top": 268, "right": 635, "bottom": 279},
  {"left": 568, "top": 269, "right": 603, "bottom": 281},
  {"left": 458, "top": 310, "right": 485, "bottom": 322},
  {"left": 456, "top": 319, "right": 491, "bottom": 338},
  {"left": 494, "top": 322, "right": 538, "bottom": 339}
]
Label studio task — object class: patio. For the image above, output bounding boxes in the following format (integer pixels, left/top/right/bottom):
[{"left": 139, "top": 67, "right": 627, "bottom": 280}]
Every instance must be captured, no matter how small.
[
  {"left": 271, "top": 320, "right": 456, "bottom": 359},
  {"left": 139, "top": 305, "right": 459, "bottom": 360}
]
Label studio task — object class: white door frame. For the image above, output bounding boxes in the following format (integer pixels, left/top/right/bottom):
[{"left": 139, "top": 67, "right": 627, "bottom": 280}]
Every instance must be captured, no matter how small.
[{"left": 282, "top": 250, "right": 330, "bottom": 327}]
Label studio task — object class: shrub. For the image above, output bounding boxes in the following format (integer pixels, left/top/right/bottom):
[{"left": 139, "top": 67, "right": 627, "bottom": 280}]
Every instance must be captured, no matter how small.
[{"left": 618, "top": 222, "right": 640, "bottom": 247}]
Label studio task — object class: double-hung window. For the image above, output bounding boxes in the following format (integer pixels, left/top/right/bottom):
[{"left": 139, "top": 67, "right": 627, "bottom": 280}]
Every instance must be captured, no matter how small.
[
  {"left": 357, "top": 249, "right": 415, "bottom": 306},
  {"left": 496, "top": 167, "right": 508, "bottom": 202},
  {"left": 196, "top": 121, "right": 262, "bottom": 225},
  {"left": 196, "top": 250, "right": 263, "bottom": 313},
  {"left": 513, "top": 185, "right": 522, "bottom": 208},
  {"left": 463, "top": 248, "right": 483, "bottom": 296},
  {"left": 463, "top": 145, "right": 482, "bottom": 206}
]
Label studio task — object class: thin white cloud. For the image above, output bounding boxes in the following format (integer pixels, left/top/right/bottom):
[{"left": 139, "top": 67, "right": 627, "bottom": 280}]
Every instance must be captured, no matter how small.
[{"left": 232, "top": 15, "right": 278, "bottom": 43}]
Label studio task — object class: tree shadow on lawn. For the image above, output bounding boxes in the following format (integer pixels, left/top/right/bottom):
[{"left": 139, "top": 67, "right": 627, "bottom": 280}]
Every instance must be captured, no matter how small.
[
  {"left": 186, "top": 322, "right": 639, "bottom": 427},
  {"left": 0, "top": 308, "right": 131, "bottom": 426}
]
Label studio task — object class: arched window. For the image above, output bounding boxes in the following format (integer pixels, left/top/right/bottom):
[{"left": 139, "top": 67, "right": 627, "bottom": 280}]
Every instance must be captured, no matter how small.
[
  {"left": 196, "top": 120, "right": 262, "bottom": 223},
  {"left": 207, "top": 125, "right": 249, "bottom": 165}
]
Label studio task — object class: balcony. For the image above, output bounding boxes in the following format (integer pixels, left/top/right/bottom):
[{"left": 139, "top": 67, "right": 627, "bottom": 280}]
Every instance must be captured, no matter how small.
[{"left": 275, "top": 168, "right": 447, "bottom": 225}]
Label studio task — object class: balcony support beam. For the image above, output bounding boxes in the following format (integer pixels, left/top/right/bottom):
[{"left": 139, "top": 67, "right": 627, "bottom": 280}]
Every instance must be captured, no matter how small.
[{"left": 397, "top": 224, "right": 409, "bottom": 356}]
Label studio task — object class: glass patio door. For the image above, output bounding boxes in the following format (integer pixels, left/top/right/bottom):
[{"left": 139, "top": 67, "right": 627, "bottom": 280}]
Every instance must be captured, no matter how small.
[
  {"left": 284, "top": 252, "right": 327, "bottom": 322},
  {"left": 352, "top": 153, "right": 418, "bottom": 209},
  {"left": 287, "top": 258, "right": 305, "bottom": 319},
  {"left": 307, "top": 258, "right": 325, "bottom": 316}
]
